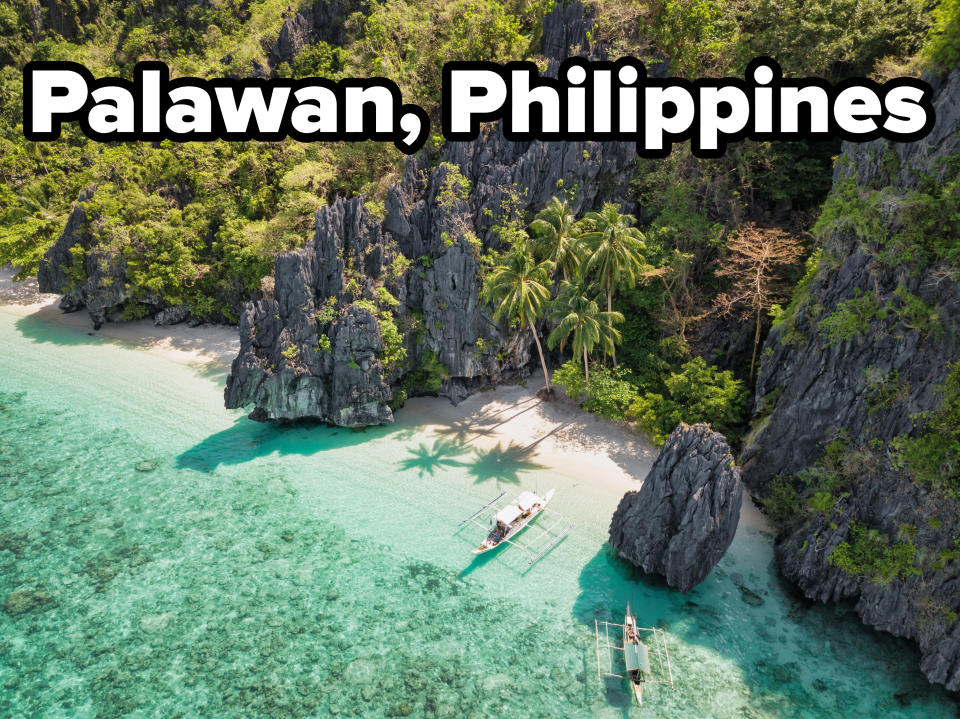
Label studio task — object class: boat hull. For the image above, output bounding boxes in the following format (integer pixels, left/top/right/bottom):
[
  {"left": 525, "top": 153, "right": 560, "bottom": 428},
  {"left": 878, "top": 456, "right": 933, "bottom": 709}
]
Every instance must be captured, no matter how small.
[
  {"left": 471, "top": 490, "right": 553, "bottom": 554},
  {"left": 624, "top": 603, "right": 646, "bottom": 706},
  {"left": 472, "top": 506, "right": 543, "bottom": 553}
]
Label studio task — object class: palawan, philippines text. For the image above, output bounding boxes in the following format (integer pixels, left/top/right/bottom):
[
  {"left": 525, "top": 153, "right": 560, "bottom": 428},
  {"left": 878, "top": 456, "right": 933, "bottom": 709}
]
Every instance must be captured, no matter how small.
[{"left": 23, "top": 57, "right": 935, "bottom": 156}]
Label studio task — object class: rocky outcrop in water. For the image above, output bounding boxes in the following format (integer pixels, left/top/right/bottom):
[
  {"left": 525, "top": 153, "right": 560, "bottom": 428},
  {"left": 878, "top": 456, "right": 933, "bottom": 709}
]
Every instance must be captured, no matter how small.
[
  {"left": 225, "top": 1, "right": 641, "bottom": 425},
  {"left": 742, "top": 64, "right": 960, "bottom": 690},
  {"left": 609, "top": 423, "right": 742, "bottom": 593}
]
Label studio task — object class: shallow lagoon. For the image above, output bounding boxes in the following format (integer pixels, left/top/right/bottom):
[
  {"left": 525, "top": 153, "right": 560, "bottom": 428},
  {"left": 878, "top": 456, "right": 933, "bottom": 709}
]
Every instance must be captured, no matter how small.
[{"left": 1, "top": 306, "right": 956, "bottom": 718}]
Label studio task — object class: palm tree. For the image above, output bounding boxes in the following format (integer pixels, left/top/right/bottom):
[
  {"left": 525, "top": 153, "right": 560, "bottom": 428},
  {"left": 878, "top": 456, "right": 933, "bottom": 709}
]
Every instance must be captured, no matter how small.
[
  {"left": 9, "top": 183, "right": 56, "bottom": 223},
  {"left": 529, "top": 196, "right": 581, "bottom": 282},
  {"left": 579, "top": 203, "right": 646, "bottom": 365},
  {"left": 484, "top": 240, "right": 554, "bottom": 393},
  {"left": 547, "top": 280, "right": 624, "bottom": 382}
]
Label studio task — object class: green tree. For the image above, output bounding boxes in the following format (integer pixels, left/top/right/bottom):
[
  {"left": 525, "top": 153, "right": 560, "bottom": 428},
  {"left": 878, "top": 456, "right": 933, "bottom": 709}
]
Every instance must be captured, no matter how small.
[
  {"left": 530, "top": 196, "right": 581, "bottom": 281},
  {"left": 899, "top": 363, "right": 960, "bottom": 492},
  {"left": 739, "top": 0, "right": 933, "bottom": 80},
  {"left": 628, "top": 356, "right": 748, "bottom": 442},
  {"left": 484, "top": 240, "right": 553, "bottom": 392},
  {"left": 926, "top": 0, "right": 960, "bottom": 67},
  {"left": 580, "top": 203, "right": 647, "bottom": 365},
  {"left": 547, "top": 280, "right": 624, "bottom": 382}
]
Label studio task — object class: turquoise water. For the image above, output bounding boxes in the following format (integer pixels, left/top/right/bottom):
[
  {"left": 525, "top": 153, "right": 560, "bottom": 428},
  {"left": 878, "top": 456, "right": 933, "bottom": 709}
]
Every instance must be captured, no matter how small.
[{"left": 1, "top": 306, "right": 956, "bottom": 719}]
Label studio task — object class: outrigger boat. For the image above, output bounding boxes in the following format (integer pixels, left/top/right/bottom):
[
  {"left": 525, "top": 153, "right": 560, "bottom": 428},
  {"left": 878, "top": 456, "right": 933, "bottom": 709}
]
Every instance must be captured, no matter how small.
[
  {"left": 623, "top": 603, "right": 649, "bottom": 705},
  {"left": 595, "top": 605, "right": 674, "bottom": 706},
  {"left": 457, "top": 488, "right": 574, "bottom": 565},
  {"left": 473, "top": 489, "right": 554, "bottom": 554}
]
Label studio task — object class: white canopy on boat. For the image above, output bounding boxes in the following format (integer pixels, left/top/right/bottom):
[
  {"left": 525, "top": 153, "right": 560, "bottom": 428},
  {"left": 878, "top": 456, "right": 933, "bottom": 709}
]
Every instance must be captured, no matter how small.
[
  {"left": 495, "top": 504, "right": 523, "bottom": 525},
  {"left": 516, "top": 491, "right": 539, "bottom": 510},
  {"left": 625, "top": 642, "right": 651, "bottom": 674}
]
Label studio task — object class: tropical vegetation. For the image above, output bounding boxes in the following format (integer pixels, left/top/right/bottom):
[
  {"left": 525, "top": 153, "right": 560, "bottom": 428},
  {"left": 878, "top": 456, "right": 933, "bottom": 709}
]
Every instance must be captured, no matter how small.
[
  {"left": 1, "top": 0, "right": 957, "bottom": 445},
  {"left": 482, "top": 240, "right": 553, "bottom": 393}
]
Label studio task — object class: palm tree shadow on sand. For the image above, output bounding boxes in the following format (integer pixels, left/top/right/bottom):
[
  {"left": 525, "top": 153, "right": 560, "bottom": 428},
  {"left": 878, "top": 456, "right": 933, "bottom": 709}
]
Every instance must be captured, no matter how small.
[
  {"left": 396, "top": 437, "right": 471, "bottom": 477},
  {"left": 431, "top": 416, "right": 498, "bottom": 442},
  {"left": 466, "top": 441, "right": 546, "bottom": 485}
]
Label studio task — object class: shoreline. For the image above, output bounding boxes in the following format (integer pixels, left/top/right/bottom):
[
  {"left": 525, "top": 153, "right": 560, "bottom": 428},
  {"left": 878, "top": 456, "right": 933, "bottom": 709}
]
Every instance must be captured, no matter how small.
[
  {"left": 1, "top": 267, "right": 773, "bottom": 533},
  {"left": 0, "top": 267, "right": 241, "bottom": 368}
]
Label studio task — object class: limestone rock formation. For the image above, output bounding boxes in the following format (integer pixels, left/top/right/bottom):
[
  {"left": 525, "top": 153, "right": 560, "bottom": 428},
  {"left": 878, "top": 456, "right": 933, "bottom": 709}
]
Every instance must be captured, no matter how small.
[
  {"left": 609, "top": 423, "right": 742, "bottom": 593},
  {"left": 266, "top": 0, "right": 361, "bottom": 68},
  {"left": 224, "top": 0, "right": 642, "bottom": 425},
  {"left": 36, "top": 184, "right": 203, "bottom": 329},
  {"left": 743, "top": 65, "right": 960, "bottom": 490},
  {"left": 36, "top": 185, "right": 148, "bottom": 328},
  {"left": 225, "top": 199, "right": 395, "bottom": 426},
  {"left": 742, "top": 64, "right": 960, "bottom": 690},
  {"left": 154, "top": 306, "right": 190, "bottom": 326}
]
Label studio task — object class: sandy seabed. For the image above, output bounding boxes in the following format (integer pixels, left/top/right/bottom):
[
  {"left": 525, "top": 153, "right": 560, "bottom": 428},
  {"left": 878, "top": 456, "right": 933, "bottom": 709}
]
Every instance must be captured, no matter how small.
[{"left": 0, "top": 266, "right": 771, "bottom": 531}]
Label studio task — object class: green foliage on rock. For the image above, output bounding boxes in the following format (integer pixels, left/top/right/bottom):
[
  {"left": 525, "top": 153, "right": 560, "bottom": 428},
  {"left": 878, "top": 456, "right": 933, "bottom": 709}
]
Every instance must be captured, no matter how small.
[
  {"left": 402, "top": 350, "right": 450, "bottom": 395},
  {"left": 896, "top": 364, "right": 960, "bottom": 493},
  {"left": 354, "top": 0, "right": 547, "bottom": 106},
  {"left": 739, "top": 0, "right": 933, "bottom": 80},
  {"left": 352, "top": 297, "right": 407, "bottom": 373},
  {"left": 813, "top": 168, "right": 960, "bottom": 271},
  {"left": 925, "top": 0, "right": 960, "bottom": 67},
  {"left": 829, "top": 521, "right": 922, "bottom": 585},
  {"left": 818, "top": 291, "right": 884, "bottom": 345}
]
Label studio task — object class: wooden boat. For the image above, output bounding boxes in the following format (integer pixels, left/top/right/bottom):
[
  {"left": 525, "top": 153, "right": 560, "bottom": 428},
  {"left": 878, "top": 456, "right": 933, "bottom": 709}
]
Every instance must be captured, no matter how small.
[
  {"left": 595, "top": 605, "right": 674, "bottom": 706},
  {"left": 623, "top": 603, "right": 651, "bottom": 705},
  {"left": 457, "top": 489, "right": 573, "bottom": 565},
  {"left": 472, "top": 488, "right": 555, "bottom": 554}
]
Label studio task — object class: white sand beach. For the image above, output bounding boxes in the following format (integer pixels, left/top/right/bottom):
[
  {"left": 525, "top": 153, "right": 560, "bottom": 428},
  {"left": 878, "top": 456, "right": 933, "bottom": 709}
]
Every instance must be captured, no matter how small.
[
  {"left": 0, "top": 265, "right": 772, "bottom": 532},
  {"left": 399, "top": 375, "right": 773, "bottom": 532},
  {"left": 0, "top": 267, "right": 241, "bottom": 367}
]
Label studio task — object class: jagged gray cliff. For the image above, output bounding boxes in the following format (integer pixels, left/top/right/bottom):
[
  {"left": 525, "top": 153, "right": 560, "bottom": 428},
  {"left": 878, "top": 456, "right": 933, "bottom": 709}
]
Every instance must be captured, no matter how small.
[
  {"left": 609, "top": 423, "right": 742, "bottom": 593},
  {"left": 741, "top": 64, "right": 960, "bottom": 689},
  {"left": 35, "top": 185, "right": 154, "bottom": 329},
  {"left": 225, "top": 198, "right": 397, "bottom": 426},
  {"left": 266, "top": 0, "right": 362, "bottom": 70},
  {"left": 36, "top": 182, "right": 212, "bottom": 328},
  {"left": 31, "top": 1, "right": 639, "bottom": 424},
  {"left": 224, "top": 1, "right": 641, "bottom": 425}
]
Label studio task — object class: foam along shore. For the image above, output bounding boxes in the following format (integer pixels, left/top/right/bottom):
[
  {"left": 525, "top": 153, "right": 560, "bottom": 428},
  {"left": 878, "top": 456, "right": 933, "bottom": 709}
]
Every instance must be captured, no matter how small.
[{"left": 1, "top": 266, "right": 772, "bottom": 533}]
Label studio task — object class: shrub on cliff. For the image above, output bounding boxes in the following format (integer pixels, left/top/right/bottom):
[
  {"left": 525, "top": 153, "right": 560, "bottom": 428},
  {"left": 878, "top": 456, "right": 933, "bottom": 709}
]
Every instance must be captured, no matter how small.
[
  {"left": 829, "top": 521, "right": 922, "bottom": 585},
  {"left": 926, "top": 0, "right": 960, "bottom": 67},
  {"left": 896, "top": 363, "right": 960, "bottom": 494}
]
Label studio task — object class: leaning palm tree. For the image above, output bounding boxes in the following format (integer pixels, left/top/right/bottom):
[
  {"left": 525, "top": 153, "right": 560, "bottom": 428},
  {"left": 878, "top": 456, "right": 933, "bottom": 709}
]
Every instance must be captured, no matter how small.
[
  {"left": 529, "top": 196, "right": 581, "bottom": 282},
  {"left": 547, "top": 280, "right": 623, "bottom": 382},
  {"left": 484, "top": 240, "right": 554, "bottom": 393},
  {"left": 579, "top": 203, "right": 646, "bottom": 365}
]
